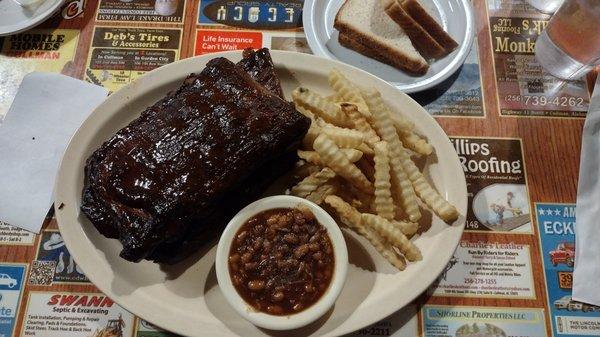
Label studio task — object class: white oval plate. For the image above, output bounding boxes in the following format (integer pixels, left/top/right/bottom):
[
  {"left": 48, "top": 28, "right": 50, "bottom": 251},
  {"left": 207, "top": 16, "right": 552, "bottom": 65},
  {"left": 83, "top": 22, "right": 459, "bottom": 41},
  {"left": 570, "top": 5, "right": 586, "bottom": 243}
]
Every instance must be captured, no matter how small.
[
  {"left": 303, "top": 0, "right": 475, "bottom": 93},
  {"left": 0, "top": 0, "right": 65, "bottom": 36},
  {"left": 55, "top": 50, "right": 467, "bottom": 337}
]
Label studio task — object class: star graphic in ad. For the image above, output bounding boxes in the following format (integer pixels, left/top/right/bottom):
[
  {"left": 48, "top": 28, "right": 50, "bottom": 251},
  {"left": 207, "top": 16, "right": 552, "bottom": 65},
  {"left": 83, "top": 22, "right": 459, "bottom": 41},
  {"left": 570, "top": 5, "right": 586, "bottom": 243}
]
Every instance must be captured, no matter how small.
[
  {"left": 554, "top": 209, "right": 561, "bottom": 216},
  {"left": 538, "top": 208, "right": 545, "bottom": 215}
]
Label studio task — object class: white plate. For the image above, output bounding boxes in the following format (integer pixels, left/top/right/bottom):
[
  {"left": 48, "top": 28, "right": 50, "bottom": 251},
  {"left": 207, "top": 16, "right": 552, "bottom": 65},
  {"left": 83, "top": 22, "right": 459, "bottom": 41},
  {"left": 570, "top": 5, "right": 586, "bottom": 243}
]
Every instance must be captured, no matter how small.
[
  {"left": 303, "top": 0, "right": 475, "bottom": 93},
  {"left": 55, "top": 50, "right": 467, "bottom": 337},
  {"left": 0, "top": 0, "right": 65, "bottom": 36}
]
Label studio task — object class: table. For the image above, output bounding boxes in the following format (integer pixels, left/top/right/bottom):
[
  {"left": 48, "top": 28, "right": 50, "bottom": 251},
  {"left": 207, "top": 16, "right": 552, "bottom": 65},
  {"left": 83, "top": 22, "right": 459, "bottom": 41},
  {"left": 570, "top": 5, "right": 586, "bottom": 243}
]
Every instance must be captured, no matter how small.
[{"left": 0, "top": 1, "right": 597, "bottom": 336}]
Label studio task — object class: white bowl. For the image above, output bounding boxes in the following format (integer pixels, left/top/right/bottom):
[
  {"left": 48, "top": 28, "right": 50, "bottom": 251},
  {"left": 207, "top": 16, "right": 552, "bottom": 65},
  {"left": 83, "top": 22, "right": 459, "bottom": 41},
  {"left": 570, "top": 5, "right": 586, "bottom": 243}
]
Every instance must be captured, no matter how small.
[{"left": 215, "top": 195, "right": 349, "bottom": 330}]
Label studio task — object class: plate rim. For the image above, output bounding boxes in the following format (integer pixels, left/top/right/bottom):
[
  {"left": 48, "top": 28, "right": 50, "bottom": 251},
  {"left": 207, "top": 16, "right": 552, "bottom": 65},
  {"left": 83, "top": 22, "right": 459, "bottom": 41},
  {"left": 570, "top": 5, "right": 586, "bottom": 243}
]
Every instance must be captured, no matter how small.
[
  {"left": 54, "top": 50, "right": 467, "bottom": 337},
  {"left": 0, "top": 0, "right": 66, "bottom": 36},
  {"left": 302, "top": 0, "right": 475, "bottom": 93}
]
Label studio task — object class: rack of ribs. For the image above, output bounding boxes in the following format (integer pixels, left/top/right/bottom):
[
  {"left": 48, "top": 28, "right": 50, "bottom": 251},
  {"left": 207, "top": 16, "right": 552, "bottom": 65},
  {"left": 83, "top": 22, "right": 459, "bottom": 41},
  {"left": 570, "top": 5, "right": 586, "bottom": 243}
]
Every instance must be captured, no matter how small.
[{"left": 81, "top": 49, "right": 310, "bottom": 263}]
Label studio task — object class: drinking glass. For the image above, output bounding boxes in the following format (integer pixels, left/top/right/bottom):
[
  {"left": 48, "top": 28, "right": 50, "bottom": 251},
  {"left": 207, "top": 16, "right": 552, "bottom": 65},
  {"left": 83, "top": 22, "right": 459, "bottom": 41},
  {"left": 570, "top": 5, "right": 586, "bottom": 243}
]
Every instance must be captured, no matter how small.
[
  {"left": 526, "top": 0, "right": 565, "bottom": 13},
  {"left": 535, "top": 0, "right": 600, "bottom": 80}
]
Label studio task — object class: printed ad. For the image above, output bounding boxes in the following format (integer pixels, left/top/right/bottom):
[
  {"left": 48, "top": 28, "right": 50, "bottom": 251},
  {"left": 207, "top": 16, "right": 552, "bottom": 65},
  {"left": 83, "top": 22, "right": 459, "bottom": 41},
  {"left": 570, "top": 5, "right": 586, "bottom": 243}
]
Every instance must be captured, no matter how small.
[
  {"left": 195, "top": 29, "right": 262, "bottom": 55},
  {"left": 488, "top": 0, "right": 589, "bottom": 118},
  {"left": 85, "top": 27, "right": 182, "bottom": 91},
  {"left": 0, "top": 264, "right": 26, "bottom": 337},
  {"left": 451, "top": 137, "right": 532, "bottom": 233},
  {"left": 0, "top": 29, "right": 80, "bottom": 118},
  {"left": 135, "top": 318, "right": 174, "bottom": 337},
  {"left": 414, "top": 39, "right": 484, "bottom": 117},
  {"left": 0, "top": 29, "right": 80, "bottom": 72},
  {"left": 536, "top": 203, "right": 600, "bottom": 336},
  {"left": 349, "top": 305, "right": 417, "bottom": 336},
  {"left": 96, "top": 0, "right": 186, "bottom": 23},
  {"left": 198, "top": 0, "right": 303, "bottom": 30},
  {"left": 0, "top": 222, "right": 35, "bottom": 245},
  {"left": 21, "top": 292, "right": 134, "bottom": 337},
  {"left": 422, "top": 305, "right": 546, "bottom": 337},
  {"left": 431, "top": 240, "right": 535, "bottom": 299},
  {"left": 33, "top": 230, "right": 88, "bottom": 284}
]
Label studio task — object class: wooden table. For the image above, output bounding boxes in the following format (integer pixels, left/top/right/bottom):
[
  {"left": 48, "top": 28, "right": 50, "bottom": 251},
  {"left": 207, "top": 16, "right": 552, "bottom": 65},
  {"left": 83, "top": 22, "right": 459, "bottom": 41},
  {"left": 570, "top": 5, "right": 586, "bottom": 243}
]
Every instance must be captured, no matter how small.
[{"left": 0, "top": 1, "right": 596, "bottom": 336}]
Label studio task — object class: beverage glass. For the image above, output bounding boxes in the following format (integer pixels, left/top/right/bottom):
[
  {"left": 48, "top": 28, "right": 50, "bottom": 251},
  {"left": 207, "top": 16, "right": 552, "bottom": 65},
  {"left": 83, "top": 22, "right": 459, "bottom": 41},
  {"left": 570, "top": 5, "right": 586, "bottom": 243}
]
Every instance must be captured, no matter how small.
[
  {"left": 535, "top": 0, "right": 600, "bottom": 80},
  {"left": 526, "top": 0, "right": 565, "bottom": 13}
]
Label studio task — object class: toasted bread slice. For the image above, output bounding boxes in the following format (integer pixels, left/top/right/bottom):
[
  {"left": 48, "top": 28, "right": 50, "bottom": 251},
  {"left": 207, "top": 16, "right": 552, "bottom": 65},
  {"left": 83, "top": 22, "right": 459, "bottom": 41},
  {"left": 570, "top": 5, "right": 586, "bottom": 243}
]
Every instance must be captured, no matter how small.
[
  {"left": 382, "top": 0, "right": 446, "bottom": 58},
  {"left": 401, "top": 0, "right": 459, "bottom": 52},
  {"left": 335, "top": 0, "right": 429, "bottom": 75}
]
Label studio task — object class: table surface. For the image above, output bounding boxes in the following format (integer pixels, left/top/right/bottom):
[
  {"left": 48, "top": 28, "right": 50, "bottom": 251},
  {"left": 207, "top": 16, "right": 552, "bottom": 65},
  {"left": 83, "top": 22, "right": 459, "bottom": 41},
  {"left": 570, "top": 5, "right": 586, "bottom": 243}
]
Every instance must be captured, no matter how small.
[{"left": 0, "top": 1, "right": 598, "bottom": 336}]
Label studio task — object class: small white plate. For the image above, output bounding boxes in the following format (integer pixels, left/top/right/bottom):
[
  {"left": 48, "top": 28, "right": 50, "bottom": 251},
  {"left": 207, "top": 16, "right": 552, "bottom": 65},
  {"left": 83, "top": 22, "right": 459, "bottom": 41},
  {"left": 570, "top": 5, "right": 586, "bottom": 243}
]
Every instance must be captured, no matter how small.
[
  {"left": 0, "top": 0, "right": 65, "bottom": 36},
  {"left": 55, "top": 50, "right": 467, "bottom": 337},
  {"left": 303, "top": 0, "right": 475, "bottom": 93}
]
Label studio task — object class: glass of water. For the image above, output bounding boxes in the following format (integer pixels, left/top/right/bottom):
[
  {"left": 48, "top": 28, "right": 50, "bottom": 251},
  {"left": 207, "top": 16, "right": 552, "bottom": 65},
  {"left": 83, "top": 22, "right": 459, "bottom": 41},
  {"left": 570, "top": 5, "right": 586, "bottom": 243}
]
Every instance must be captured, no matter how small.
[{"left": 535, "top": 0, "right": 600, "bottom": 80}]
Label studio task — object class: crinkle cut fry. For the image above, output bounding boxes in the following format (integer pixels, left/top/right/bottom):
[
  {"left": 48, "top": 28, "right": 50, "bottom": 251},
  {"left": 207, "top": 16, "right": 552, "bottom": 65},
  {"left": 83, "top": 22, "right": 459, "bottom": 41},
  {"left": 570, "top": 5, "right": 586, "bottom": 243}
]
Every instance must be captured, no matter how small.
[
  {"left": 340, "top": 103, "right": 380, "bottom": 147},
  {"left": 298, "top": 149, "right": 363, "bottom": 165},
  {"left": 362, "top": 213, "right": 422, "bottom": 261},
  {"left": 363, "top": 88, "right": 421, "bottom": 222},
  {"left": 292, "top": 87, "right": 353, "bottom": 127},
  {"left": 328, "top": 69, "right": 371, "bottom": 118},
  {"left": 291, "top": 167, "right": 336, "bottom": 198},
  {"left": 373, "top": 141, "right": 395, "bottom": 220},
  {"left": 365, "top": 89, "right": 458, "bottom": 222},
  {"left": 313, "top": 134, "right": 374, "bottom": 194},
  {"left": 325, "top": 196, "right": 406, "bottom": 270}
]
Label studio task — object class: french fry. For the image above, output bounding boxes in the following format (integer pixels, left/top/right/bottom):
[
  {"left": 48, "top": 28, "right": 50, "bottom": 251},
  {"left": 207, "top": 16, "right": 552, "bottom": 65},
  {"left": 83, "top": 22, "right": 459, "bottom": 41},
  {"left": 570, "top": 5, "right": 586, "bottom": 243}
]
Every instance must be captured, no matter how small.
[
  {"left": 379, "top": 241, "right": 407, "bottom": 270},
  {"left": 373, "top": 141, "right": 395, "bottom": 220},
  {"left": 324, "top": 196, "right": 405, "bottom": 270},
  {"left": 411, "top": 174, "right": 459, "bottom": 222},
  {"left": 302, "top": 122, "right": 321, "bottom": 150},
  {"left": 313, "top": 134, "right": 374, "bottom": 194},
  {"left": 295, "top": 104, "right": 315, "bottom": 120},
  {"left": 291, "top": 167, "right": 336, "bottom": 198},
  {"left": 347, "top": 183, "right": 375, "bottom": 213},
  {"left": 328, "top": 69, "right": 371, "bottom": 117},
  {"left": 357, "top": 143, "right": 374, "bottom": 155},
  {"left": 325, "top": 93, "right": 344, "bottom": 103},
  {"left": 356, "top": 157, "right": 376, "bottom": 182},
  {"left": 292, "top": 87, "right": 352, "bottom": 127},
  {"left": 321, "top": 126, "right": 365, "bottom": 149},
  {"left": 340, "top": 103, "right": 380, "bottom": 147},
  {"left": 398, "top": 130, "right": 433, "bottom": 156},
  {"left": 391, "top": 220, "right": 419, "bottom": 237},
  {"left": 292, "top": 162, "right": 320, "bottom": 180},
  {"left": 298, "top": 149, "right": 363, "bottom": 165},
  {"left": 297, "top": 150, "right": 322, "bottom": 165},
  {"left": 361, "top": 213, "right": 422, "bottom": 261},
  {"left": 363, "top": 88, "right": 421, "bottom": 222},
  {"left": 388, "top": 109, "right": 415, "bottom": 132},
  {"left": 324, "top": 195, "right": 362, "bottom": 225},
  {"left": 306, "top": 184, "right": 337, "bottom": 205},
  {"left": 388, "top": 126, "right": 459, "bottom": 222}
]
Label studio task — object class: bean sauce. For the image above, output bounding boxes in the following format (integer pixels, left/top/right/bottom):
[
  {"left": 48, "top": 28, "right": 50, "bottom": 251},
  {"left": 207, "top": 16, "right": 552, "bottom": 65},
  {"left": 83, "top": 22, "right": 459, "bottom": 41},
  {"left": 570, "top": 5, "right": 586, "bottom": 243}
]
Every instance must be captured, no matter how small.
[{"left": 229, "top": 207, "right": 335, "bottom": 316}]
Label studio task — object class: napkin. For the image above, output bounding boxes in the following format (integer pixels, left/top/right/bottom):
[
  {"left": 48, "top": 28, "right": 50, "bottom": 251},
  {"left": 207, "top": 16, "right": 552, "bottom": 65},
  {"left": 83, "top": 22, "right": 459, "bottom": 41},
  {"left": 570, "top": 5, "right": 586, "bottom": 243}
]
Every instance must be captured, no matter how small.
[
  {"left": 573, "top": 76, "right": 600, "bottom": 306},
  {"left": 0, "top": 72, "right": 107, "bottom": 233}
]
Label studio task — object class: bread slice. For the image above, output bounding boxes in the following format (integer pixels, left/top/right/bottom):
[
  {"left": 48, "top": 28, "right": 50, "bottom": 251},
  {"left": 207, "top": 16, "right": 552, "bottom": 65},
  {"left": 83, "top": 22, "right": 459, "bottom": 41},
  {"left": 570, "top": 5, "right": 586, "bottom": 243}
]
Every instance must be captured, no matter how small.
[
  {"left": 334, "top": 0, "right": 429, "bottom": 75},
  {"left": 382, "top": 0, "right": 446, "bottom": 58},
  {"left": 339, "top": 33, "right": 393, "bottom": 66},
  {"left": 401, "top": 0, "right": 459, "bottom": 52}
]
